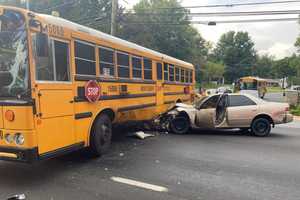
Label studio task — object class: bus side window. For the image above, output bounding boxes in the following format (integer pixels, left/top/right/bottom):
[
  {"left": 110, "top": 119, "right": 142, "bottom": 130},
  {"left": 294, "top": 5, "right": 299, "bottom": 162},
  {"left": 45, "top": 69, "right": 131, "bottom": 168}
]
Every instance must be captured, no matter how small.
[
  {"left": 181, "top": 68, "right": 185, "bottom": 83},
  {"left": 189, "top": 70, "right": 193, "bottom": 83},
  {"left": 144, "top": 58, "right": 152, "bottom": 80},
  {"left": 99, "top": 47, "right": 115, "bottom": 77},
  {"left": 164, "top": 63, "right": 169, "bottom": 81},
  {"left": 175, "top": 66, "right": 180, "bottom": 82},
  {"left": 34, "top": 34, "right": 54, "bottom": 81},
  {"left": 169, "top": 64, "right": 174, "bottom": 81},
  {"left": 132, "top": 56, "right": 142, "bottom": 79},
  {"left": 156, "top": 62, "right": 162, "bottom": 80},
  {"left": 54, "top": 40, "right": 70, "bottom": 81},
  {"left": 185, "top": 69, "right": 188, "bottom": 83},
  {"left": 117, "top": 52, "right": 130, "bottom": 78},
  {"left": 75, "top": 41, "right": 96, "bottom": 76}
]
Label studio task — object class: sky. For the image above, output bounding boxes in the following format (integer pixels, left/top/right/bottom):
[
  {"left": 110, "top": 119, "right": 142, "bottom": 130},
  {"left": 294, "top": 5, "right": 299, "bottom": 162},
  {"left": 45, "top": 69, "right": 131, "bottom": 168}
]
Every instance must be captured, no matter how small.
[{"left": 120, "top": 0, "right": 300, "bottom": 59}]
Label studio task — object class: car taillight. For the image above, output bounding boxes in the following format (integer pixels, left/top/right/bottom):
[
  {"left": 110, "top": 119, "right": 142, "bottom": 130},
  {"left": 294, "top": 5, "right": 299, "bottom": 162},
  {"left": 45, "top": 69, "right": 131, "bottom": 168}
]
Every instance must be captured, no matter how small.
[{"left": 285, "top": 107, "right": 289, "bottom": 112}]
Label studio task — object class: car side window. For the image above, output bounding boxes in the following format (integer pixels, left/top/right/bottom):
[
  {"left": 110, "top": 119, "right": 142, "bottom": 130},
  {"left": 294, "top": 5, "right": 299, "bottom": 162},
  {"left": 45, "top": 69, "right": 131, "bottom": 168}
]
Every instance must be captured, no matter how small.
[
  {"left": 229, "top": 95, "right": 256, "bottom": 107},
  {"left": 200, "top": 95, "right": 220, "bottom": 109}
]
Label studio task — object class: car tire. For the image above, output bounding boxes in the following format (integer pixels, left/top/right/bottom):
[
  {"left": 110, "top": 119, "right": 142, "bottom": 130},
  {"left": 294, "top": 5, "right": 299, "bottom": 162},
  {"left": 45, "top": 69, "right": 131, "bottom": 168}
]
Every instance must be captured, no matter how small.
[
  {"left": 169, "top": 115, "right": 190, "bottom": 134},
  {"left": 89, "top": 114, "right": 112, "bottom": 157},
  {"left": 251, "top": 118, "right": 271, "bottom": 137}
]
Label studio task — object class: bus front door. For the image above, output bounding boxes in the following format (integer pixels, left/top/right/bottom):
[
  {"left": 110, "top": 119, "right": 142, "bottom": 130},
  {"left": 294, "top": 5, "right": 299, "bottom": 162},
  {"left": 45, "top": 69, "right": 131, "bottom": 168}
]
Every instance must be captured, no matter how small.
[{"left": 35, "top": 39, "right": 76, "bottom": 155}]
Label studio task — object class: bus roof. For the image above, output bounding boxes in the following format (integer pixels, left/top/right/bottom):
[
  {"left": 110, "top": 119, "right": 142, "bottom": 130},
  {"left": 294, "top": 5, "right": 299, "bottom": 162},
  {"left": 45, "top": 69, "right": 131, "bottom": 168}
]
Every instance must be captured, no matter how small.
[
  {"left": 239, "top": 76, "right": 267, "bottom": 82},
  {"left": 37, "top": 13, "right": 194, "bottom": 69}
]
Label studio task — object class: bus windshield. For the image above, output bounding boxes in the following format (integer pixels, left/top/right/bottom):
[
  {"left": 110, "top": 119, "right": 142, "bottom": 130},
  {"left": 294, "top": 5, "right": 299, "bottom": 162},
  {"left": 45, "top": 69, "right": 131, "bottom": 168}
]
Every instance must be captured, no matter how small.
[
  {"left": 240, "top": 81, "right": 258, "bottom": 90},
  {"left": 0, "top": 10, "right": 29, "bottom": 98}
]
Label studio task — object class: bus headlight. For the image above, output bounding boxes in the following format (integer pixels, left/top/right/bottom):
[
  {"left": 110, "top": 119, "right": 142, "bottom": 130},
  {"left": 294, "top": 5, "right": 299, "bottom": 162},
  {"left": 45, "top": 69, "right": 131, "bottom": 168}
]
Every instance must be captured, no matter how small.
[
  {"left": 14, "top": 133, "right": 25, "bottom": 145},
  {"left": 4, "top": 134, "right": 14, "bottom": 144}
]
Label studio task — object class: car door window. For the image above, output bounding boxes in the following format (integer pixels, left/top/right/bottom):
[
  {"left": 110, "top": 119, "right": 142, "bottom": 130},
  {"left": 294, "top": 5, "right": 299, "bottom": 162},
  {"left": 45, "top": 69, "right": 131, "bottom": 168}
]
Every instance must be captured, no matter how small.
[
  {"left": 229, "top": 95, "right": 256, "bottom": 107},
  {"left": 200, "top": 95, "right": 220, "bottom": 109}
]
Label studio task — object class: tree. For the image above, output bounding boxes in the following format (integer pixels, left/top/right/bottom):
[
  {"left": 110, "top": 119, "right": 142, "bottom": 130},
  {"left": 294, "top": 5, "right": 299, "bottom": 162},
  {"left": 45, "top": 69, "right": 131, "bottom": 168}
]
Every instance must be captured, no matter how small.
[
  {"left": 213, "top": 31, "right": 256, "bottom": 83},
  {"left": 1, "top": 0, "right": 114, "bottom": 34},
  {"left": 253, "top": 54, "right": 274, "bottom": 78},
  {"left": 119, "top": 0, "right": 208, "bottom": 68},
  {"left": 202, "top": 61, "right": 225, "bottom": 83}
]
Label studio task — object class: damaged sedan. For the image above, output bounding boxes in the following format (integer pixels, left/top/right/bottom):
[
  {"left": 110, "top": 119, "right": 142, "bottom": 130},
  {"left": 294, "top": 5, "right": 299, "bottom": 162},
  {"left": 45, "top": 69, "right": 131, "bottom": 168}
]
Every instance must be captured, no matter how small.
[{"left": 163, "top": 93, "right": 293, "bottom": 137}]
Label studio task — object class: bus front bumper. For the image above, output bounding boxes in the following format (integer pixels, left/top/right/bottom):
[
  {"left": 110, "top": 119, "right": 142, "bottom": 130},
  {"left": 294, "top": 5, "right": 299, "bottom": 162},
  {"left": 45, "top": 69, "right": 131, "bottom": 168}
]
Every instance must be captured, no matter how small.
[{"left": 0, "top": 146, "right": 38, "bottom": 163}]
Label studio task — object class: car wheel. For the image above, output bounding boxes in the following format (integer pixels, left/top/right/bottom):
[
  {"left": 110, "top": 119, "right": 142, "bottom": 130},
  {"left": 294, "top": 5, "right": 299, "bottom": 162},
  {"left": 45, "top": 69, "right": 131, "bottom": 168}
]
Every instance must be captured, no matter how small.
[
  {"left": 251, "top": 118, "right": 271, "bottom": 137},
  {"left": 89, "top": 114, "right": 112, "bottom": 157},
  {"left": 169, "top": 115, "right": 190, "bottom": 134}
]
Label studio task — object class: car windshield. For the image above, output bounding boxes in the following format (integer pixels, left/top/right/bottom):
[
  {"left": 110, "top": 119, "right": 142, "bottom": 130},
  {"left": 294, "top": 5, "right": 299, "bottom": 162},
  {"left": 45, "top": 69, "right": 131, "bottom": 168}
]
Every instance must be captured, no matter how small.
[{"left": 0, "top": 10, "right": 29, "bottom": 98}]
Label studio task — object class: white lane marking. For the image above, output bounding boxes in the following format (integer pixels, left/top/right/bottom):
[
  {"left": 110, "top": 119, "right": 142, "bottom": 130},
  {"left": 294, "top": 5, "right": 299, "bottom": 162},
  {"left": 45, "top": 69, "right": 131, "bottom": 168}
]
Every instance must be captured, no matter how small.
[{"left": 111, "top": 176, "right": 168, "bottom": 192}]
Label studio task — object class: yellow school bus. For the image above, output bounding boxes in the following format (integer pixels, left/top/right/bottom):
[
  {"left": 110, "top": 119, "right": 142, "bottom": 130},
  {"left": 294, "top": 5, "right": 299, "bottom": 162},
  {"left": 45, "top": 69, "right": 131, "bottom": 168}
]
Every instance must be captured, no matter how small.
[
  {"left": 235, "top": 76, "right": 267, "bottom": 98},
  {"left": 0, "top": 6, "right": 195, "bottom": 162}
]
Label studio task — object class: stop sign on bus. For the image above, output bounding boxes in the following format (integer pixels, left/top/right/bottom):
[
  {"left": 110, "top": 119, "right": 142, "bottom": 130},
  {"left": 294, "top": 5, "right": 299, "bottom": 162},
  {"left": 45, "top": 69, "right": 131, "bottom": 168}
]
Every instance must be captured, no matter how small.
[{"left": 85, "top": 80, "right": 101, "bottom": 103}]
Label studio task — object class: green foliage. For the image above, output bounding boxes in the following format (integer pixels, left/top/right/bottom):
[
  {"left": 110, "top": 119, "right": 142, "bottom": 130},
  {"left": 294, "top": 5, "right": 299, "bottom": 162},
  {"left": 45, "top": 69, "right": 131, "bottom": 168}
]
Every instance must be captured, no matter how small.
[
  {"left": 213, "top": 31, "right": 256, "bottom": 83},
  {"left": 119, "top": 0, "right": 208, "bottom": 65},
  {"left": 253, "top": 54, "right": 274, "bottom": 78},
  {"left": 291, "top": 105, "right": 300, "bottom": 116},
  {"left": 201, "top": 61, "right": 225, "bottom": 83}
]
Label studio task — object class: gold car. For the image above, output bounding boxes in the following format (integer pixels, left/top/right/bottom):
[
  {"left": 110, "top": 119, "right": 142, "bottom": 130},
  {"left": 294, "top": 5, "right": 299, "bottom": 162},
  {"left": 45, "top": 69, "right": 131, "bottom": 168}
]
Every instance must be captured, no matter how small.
[{"left": 166, "top": 93, "right": 293, "bottom": 137}]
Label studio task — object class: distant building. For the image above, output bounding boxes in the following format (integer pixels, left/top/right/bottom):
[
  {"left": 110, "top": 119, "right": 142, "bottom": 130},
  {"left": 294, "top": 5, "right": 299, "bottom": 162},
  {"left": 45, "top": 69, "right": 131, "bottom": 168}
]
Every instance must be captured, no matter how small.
[{"left": 264, "top": 79, "right": 281, "bottom": 87}]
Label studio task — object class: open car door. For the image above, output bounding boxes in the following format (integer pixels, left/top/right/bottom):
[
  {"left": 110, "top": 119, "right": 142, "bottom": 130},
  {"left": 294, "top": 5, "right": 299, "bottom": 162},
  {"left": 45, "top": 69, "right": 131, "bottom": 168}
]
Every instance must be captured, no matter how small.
[
  {"left": 214, "top": 93, "right": 229, "bottom": 128},
  {"left": 195, "top": 94, "right": 228, "bottom": 129}
]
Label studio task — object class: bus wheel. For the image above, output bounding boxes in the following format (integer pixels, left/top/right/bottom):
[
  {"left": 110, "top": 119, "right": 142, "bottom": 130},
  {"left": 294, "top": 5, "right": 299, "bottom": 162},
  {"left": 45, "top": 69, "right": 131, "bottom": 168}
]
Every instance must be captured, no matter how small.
[
  {"left": 89, "top": 114, "right": 112, "bottom": 157},
  {"left": 169, "top": 115, "right": 190, "bottom": 134}
]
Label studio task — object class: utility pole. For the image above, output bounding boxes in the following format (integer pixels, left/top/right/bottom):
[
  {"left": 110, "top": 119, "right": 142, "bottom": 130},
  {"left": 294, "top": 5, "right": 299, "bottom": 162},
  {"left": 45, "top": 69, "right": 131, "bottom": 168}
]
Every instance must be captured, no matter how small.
[
  {"left": 111, "top": 0, "right": 118, "bottom": 36},
  {"left": 26, "top": 0, "right": 30, "bottom": 10}
]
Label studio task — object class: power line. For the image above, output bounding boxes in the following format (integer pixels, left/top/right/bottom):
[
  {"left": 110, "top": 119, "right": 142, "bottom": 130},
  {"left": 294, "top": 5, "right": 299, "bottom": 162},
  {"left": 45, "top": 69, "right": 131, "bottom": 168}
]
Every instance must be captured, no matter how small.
[
  {"left": 120, "top": 17, "right": 299, "bottom": 26},
  {"left": 126, "top": 0, "right": 300, "bottom": 12},
  {"left": 126, "top": 10, "right": 300, "bottom": 17}
]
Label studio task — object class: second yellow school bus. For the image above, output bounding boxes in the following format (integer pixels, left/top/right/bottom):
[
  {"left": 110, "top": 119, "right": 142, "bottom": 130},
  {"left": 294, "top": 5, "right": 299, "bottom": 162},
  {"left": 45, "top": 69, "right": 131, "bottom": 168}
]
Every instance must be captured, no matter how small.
[{"left": 0, "top": 6, "right": 195, "bottom": 162}]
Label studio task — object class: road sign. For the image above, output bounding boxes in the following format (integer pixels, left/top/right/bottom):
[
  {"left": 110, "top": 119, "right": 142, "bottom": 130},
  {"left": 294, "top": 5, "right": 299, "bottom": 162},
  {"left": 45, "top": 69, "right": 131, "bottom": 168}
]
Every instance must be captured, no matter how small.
[{"left": 85, "top": 80, "right": 101, "bottom": 103}]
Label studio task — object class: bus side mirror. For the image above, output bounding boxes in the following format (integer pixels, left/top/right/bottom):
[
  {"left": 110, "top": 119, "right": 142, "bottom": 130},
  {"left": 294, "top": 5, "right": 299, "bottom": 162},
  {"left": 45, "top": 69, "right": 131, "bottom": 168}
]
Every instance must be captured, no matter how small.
[{"left": 36, "top": 33, "right": 48, "bottom": 57}]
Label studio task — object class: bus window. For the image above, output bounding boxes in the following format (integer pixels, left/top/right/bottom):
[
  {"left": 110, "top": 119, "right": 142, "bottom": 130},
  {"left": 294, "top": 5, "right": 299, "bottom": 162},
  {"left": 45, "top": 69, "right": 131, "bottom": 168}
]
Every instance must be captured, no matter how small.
[
  {"left": 189, "top": 70, "right": 193, "bottom": 83},
  {"left": 75, "top": 41, "right": 96, "bottom": 75},
  {"left": 156, "top": 63, "right": 162, "bottom": 80},
  {"left": 164, "top": 63, "right": 169, "bottom": 81},
  {"left": 185, "top": 69, "right": 188, "bottom": 83},
  {"left": 54, "top": 40, "right": 70, "bottom": 81},
  {"left": 117, "top": 52, "right": 130, "bottom": 78},
  {"left": 35, "top": 37, "right": 54, "bottom": 81},
  {"left": 181, "top": 68, "right": 185, "bottom": 82},
  {"left": 175, "top": 66, "right": 180, "bottom": 82},
  {"left": 99, "top": 47, "right": 115, "bottom": 77},
  {"left": 35, "top": 38, "right": 70, "bottom": 81},
  {"left": 169, "top": 64, "right": 174, "bottom": 81},
  {"left": 132, "top": 56, "right": 142, "bottom": 79},
  {"left": 144, "top": 58, "right": 152, "bottom": 80}
]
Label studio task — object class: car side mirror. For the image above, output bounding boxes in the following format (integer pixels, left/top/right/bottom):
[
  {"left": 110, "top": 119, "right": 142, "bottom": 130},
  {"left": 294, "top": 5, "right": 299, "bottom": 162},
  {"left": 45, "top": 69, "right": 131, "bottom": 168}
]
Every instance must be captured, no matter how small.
[{"left": 36, "top": 32, "right": 48, "bottom": 57}]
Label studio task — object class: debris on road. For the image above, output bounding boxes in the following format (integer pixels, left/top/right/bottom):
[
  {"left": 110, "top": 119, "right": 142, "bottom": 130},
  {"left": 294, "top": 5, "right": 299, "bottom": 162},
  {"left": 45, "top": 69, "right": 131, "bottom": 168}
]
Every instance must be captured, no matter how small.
[
  {"left": 127, "top": 131, "right": 155, "bottom": 140},
  {"left": 119, "top": 153, "right": 125, "bottom": 157},
  {"left": 7, "top": 194, "right": 26, "bottom": 200}
]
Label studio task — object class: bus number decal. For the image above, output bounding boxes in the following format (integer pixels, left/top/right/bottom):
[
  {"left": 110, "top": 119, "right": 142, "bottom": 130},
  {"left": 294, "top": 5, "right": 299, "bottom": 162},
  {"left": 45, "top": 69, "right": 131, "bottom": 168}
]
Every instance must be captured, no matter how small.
[{"left": 47, "top": 24, "right": 64, "bottom": 37}]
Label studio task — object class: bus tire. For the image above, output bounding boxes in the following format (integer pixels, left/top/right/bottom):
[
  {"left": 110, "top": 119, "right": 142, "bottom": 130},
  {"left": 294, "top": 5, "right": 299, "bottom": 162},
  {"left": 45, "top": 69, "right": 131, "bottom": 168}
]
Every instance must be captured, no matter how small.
[{"left": 89, "top": 114, "right": 112, "bottom": 157}]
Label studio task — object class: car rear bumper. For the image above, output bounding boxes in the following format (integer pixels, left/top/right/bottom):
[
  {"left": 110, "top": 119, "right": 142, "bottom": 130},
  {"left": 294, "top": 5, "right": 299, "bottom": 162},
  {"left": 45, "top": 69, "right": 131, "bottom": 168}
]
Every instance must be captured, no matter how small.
[{"left": 0, "top": 146, "right": 38, "bottom": 163}]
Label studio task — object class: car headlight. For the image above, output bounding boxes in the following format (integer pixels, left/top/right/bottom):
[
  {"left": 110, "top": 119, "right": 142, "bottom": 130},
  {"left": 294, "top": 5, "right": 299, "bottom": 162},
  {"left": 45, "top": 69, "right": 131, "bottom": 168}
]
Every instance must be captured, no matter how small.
[
  {"left": 14, "top": 133, "right": 25, "bottom": 145},
  {"left": 4, "top": 133, "right": 14, "bottom": 144}
]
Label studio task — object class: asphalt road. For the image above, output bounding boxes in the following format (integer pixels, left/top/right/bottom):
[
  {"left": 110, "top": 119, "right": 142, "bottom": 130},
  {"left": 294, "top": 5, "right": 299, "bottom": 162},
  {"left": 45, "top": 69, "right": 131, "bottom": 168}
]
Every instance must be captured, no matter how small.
[{"left": 0, "top": 121, "right": 300, "bottom": 200}]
